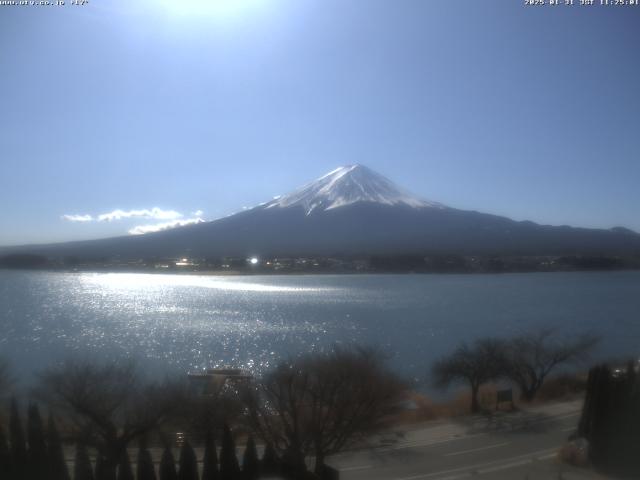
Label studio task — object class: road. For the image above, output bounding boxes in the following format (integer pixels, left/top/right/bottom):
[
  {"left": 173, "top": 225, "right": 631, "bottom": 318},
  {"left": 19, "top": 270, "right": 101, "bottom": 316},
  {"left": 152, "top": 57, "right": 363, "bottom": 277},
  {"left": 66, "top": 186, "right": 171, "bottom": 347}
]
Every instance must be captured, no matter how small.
[{"left": 328, "top": 400, "right": 608, "bottom": 479}]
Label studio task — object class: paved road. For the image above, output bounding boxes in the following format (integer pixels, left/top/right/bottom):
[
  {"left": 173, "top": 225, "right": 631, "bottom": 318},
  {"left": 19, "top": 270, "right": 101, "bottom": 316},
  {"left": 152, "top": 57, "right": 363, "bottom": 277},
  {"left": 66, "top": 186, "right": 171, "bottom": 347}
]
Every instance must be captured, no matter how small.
[{"left": 328, "top": 400, "right": 607, "bottom": 479}]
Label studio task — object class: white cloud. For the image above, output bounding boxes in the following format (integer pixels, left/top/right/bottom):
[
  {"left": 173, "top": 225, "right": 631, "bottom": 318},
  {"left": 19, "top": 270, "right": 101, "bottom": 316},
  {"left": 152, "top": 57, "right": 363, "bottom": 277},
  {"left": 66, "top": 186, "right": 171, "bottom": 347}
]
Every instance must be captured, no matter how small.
[
  {"left": 61, "top": 207, "right": 205, "bottom": 233},
  {"left": 62, "top": 214, "right": 94, "bottom": 222},
  {"left": 128, "top": 217, "right": 205, "bottom": 235},
  {"left": 98, "top": 207, "right": 183, "bottom": 222}
]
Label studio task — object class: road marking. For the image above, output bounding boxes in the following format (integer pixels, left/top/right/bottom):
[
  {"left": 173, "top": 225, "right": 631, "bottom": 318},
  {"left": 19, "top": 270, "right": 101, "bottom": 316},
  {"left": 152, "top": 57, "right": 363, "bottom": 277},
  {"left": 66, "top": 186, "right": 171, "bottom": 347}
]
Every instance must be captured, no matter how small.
[
  {"left": 429, "top": 474, "right": 472, "bottom": 480},
  {"left": 476, "top": 452, "right": 555, "bottom": 475},
  {"left": 340, "top": 464, "right": 372, "bottom": 472},
  {"left": 444, "top": 441, "right": 509, "bottom": 457},
  {"left": 545, "top": 411, "right": 580, "bottom": 420},
  {"left": 398, "top": 448, "right": 561, "bottom": 479},
  {"left": 376, "top": 433, "right": 488, "bottom": 452},
  {"left": 392, "top": 447, "right": 559, "bottom": 480},
  {"left": 536, "top": 453, "right": 557, "bottom": 460},
  {"left": 479, "top": 458, "right": 535, "bottom": 474},
  {"left": 334, "top": 408, "right": 580, "bottom": 473}
]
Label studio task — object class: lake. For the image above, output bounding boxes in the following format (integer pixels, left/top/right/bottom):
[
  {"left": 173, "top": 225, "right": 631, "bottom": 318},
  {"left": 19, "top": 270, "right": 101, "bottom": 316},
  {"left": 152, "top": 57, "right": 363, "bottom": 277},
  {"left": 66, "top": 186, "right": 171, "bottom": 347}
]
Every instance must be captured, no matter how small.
[{"left": 0, "top": 270, "right": 639, "bottom": 389}]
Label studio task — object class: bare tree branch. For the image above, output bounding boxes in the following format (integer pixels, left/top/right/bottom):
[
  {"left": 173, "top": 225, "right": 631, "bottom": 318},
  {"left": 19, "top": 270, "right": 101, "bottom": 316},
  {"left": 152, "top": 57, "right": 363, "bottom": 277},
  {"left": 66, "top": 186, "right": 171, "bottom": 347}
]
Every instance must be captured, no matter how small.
[
  {"left": 242, "top": 346, "right": 406, "bottom": 475},
  {"left": 505, "top": 329, "right": 599, "bottom": 401},
  {"left": 35, "top": 360, "right": 184, "bottom": 480},
  {"left": 432, "top": 338, "right": 508, "bottom": 413}
]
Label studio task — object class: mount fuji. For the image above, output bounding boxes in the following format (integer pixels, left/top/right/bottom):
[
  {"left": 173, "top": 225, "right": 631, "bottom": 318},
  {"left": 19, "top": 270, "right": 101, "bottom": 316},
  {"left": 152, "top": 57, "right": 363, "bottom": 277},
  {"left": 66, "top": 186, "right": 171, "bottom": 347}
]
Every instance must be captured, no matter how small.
[{"left": 3, "top": 165, "right": 640, "bottom": 260}]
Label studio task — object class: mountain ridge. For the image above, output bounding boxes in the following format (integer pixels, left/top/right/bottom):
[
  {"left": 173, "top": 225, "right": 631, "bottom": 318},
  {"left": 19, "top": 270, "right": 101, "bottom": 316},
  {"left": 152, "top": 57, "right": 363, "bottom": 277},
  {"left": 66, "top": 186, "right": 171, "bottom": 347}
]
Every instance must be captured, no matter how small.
[{"left": 1, "top": 165, "right": 639, "bottom": 260}]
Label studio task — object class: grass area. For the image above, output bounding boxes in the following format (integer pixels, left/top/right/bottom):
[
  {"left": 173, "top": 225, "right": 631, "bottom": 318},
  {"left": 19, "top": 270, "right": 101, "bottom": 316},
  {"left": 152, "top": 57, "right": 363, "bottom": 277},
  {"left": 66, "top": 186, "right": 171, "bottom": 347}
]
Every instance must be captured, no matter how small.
[{"left": 387, "top": 372, "right": 588, "bottom": 426}]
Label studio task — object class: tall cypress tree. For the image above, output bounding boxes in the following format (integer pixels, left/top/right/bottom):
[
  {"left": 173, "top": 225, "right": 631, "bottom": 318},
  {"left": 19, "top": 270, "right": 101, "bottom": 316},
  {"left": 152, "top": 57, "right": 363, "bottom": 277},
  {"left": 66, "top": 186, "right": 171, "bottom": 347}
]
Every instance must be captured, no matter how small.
[
  {"left": 74, "top": 443, "right": 94, "bottom": 480},
  {"left": 159, "top": 446, "right": 178, "bottom": 480},
  {"left": 96, "top": 452, "right": 118, "bottom": 480},
  {"left": 580, "top": 362, "right": 640, "bottom": 476},
  {"left": 260, "top": 443, "right": 279, "bottom": 476},
  {"left": 9, "top": 398, "right": 27, "bottom": 480},
  {"left": 117, "top": 450, "right": 135, "bottom": 480},
  {"left": 178, "top": 440, "right": 199, "bottom": 480},
  {"left": 27, "top": 404, "right": 48, "bottom": 479},
  {"left": 241, "top": 435, "right": 259, "bottom": 480},
  {"left": 95, "top": 454, "right": 106, "bottom": 480},
  {"left": 47, "top": 415, "right": 70, "bottom": 480},
  {"left": 137, "top": 441, "right": 157, "bottom": 480},
  {"left": 219, "top": 424, "right": 240, "bottom": 480},
  {"left": 201, "top": 430, "right": 219, "bottom": 480},
  {"left": 0, "top": 422, "right": 10, "bottom": 479}
]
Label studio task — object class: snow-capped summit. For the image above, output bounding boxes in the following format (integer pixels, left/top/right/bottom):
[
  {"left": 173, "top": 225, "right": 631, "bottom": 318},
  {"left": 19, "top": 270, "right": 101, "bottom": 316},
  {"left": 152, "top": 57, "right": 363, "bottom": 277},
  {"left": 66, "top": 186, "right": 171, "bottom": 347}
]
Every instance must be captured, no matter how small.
[{"left": 265, "top": 164, "right": 445, "bottom": 215}]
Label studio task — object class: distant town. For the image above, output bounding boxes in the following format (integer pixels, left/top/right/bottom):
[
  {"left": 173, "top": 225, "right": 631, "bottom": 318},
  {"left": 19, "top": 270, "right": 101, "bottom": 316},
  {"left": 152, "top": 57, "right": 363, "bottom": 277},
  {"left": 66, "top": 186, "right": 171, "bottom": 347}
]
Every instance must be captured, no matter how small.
[{"left": 1, "top": 252, "right": 639, "bottom": 274}]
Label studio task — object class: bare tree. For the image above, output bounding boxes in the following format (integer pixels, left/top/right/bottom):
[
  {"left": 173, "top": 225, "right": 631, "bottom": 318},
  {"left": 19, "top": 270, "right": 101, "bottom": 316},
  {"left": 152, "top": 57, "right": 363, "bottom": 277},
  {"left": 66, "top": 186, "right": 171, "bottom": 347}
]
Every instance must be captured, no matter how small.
[
  {"left": 243, "top": 347, "right": 406, "bottom": 475},
  {"left": 432, "top": 338, "right": 507, "bottom": 413},
  {"left": 36, "top": 360, "right": 184, "bottom": 480},
  {"left": 505, "top": 329, "right": 599, "bottom": 402},
  {"left": 242, "top": 359, "right": 309, "bottom": 475}
]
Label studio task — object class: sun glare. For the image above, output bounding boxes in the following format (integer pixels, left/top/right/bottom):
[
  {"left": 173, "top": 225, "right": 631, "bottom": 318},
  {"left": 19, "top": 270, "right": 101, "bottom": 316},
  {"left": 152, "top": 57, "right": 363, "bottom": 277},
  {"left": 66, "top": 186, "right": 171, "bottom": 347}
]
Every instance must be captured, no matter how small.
[
  {"left": 81, "top": 273, "right": 330, "bottom": 293},
  {"left": 156, "top": 0, "right": 264, "bottom": 18}
]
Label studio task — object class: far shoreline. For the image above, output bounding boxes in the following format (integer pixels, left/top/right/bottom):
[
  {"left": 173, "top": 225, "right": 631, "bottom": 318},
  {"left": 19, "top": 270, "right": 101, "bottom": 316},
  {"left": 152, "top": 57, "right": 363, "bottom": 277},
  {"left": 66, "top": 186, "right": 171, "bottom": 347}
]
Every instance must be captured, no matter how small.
[{"left": 2, "top": 265, "right": 640, "bottom": 277}]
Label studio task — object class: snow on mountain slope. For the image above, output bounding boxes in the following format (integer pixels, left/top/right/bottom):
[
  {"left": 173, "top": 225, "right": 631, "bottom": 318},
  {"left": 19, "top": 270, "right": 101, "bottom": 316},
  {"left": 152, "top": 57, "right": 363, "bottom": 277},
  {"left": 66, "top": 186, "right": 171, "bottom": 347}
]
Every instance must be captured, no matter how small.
[{"left": 263, "top": 164, "right": 445, "bottom": 215}]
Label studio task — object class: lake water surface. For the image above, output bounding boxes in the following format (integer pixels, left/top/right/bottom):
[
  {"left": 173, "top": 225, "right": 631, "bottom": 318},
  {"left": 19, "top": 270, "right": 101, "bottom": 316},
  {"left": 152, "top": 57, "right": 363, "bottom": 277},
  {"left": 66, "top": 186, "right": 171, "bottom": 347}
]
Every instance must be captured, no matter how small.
[{"left": 1, "top": 270, "right": 639, "bottom": 387}]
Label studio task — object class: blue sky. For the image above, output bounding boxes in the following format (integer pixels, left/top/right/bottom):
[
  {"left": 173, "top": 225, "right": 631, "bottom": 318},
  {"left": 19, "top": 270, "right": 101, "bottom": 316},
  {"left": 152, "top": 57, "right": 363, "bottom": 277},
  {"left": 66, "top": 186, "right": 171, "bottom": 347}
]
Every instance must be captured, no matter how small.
[{"left": 1, "top": 0, "right": 639, "bottom": 246}]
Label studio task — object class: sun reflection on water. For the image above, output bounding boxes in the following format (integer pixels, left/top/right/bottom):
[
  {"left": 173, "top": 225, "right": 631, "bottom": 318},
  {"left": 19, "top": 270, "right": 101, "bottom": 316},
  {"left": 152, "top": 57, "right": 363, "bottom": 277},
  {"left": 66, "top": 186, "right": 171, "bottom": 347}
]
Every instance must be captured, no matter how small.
[{"left": 80, "top": 272, "right": 335, "bottom": 293}]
